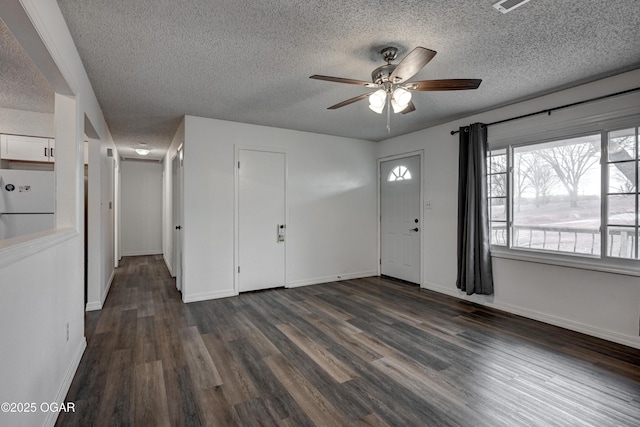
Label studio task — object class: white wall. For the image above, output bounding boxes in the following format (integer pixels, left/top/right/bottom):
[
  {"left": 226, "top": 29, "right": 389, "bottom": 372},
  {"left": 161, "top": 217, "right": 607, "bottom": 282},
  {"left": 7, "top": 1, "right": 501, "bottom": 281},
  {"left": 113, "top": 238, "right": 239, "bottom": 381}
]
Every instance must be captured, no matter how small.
[
  {"left": 0, "top": 1, "right": 118, "bottom": 426},
  {"left": 181, "top": 116, "right": 378, "bottom": 302},
  {"left": 121, "top": 160, "right": 163, "bottom": 256},
  {"left": 85, "top": 137, "right": 118, "bottom": 311},
  {"left": 0, "top": 235, "right": 84, "bottom": 427},
  {"left": 0, "top": 107, "right": 53, "bottom": 138},
  {"left": 377, "top": 69, "right": 640, "bottom": 349}
]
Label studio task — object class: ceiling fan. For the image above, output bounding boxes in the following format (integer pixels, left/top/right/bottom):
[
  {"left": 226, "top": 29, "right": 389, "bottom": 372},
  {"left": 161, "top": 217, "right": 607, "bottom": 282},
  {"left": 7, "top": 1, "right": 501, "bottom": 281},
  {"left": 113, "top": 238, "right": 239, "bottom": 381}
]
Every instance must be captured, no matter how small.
[{"left": 310, "top": 46, "right": 481, "bottom": 117}]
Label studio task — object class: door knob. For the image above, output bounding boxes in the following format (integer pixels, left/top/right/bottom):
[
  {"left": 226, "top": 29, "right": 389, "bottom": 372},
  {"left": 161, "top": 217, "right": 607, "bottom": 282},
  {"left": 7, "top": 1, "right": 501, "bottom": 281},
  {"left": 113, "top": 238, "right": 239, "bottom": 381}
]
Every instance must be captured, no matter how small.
[{"left": 410, "top": 227, "right": 419, "bottom": 232}]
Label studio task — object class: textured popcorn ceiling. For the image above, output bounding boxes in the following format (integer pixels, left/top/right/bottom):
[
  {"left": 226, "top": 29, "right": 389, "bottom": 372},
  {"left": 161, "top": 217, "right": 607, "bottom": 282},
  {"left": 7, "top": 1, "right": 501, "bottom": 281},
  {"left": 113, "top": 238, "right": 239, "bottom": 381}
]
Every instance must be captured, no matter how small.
[
  {"left": 0, "top": 18, "right": 54, "bottom": 115},
  {"left": 37, "top": 1, "right": 640, "bottom": 156}
]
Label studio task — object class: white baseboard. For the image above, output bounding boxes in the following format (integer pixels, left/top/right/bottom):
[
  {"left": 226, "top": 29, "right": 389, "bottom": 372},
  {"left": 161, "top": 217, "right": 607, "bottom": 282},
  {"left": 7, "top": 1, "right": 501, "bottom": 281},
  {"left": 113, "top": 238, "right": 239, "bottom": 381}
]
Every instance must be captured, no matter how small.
[
  {"left": 121, "top": 250, "right": 162, "bottom": 257},
  {"left": 422, "top": 281, "right": 640, "bottom": 350},
  {"left": 183, "top": 288, "right": 237, "bottom": 303},
  {"left": 492, "top": 300, "right": 640, "bottom": 350},
  {"left": 85, "top": 269, "right": 115, "bottom": 311},
  {"left": 163, "top": 253, "right": 174, "bottom": 277},
  {"left": 287, "top": 271, "right": 378, "bottom": 288},
  {"left": 103, "top": 269, "right": 115, "bottom": 304},
  {"left": 45, "top": 337, "right": 86, "bottom": 427},
  {"left": 182, "top": 272, "right": 377, "bottom": 303},
  {"left": 85, "top": 301, "right": 101, "bottom": 311}
]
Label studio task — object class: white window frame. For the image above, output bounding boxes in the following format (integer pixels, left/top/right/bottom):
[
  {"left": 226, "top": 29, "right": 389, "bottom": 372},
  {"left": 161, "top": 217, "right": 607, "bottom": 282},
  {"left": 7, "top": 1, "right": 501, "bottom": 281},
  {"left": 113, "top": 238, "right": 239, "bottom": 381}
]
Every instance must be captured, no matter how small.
[{"left": 488, "top": 118, "right": 640, "bottom": 277}]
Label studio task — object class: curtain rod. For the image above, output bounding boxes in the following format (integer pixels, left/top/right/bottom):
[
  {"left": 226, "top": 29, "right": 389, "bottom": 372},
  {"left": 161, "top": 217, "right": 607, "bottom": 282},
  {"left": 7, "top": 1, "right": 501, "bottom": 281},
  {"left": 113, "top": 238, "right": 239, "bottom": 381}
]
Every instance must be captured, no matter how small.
[{"left": 450, "top": 86, "right": 640, "bottom": 135}]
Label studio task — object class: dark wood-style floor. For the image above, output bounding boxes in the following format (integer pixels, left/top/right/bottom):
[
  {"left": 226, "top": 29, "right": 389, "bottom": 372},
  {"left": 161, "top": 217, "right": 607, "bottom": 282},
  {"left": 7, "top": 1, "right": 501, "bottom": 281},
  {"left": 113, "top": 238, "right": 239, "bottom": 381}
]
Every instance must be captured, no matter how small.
[{"left": 57, "top": 255, "right": 640, "bottom": 426}]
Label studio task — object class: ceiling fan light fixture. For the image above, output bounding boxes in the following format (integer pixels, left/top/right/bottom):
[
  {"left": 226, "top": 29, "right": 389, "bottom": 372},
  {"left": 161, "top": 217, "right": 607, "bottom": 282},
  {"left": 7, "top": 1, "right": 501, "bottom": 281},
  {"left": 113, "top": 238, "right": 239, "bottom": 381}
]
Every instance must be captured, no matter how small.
[
  {"left": 369, "top": 89, "right": 387, "bottom": 109},
  {"left": 391, "top": 98, "right": 404, "bottom": 114},
  {"left": 392, "top": 87, "right": 411, "bottom": 108},
  {"left": 369, "top": 103, "right": 384, "bottom": 114}
]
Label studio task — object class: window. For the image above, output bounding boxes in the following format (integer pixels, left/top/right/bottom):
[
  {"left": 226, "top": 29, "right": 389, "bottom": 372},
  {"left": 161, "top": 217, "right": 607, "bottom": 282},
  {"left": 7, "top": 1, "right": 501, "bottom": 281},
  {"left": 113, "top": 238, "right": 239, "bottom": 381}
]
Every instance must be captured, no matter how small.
[
  {"left": 488, "top": 125, "right": 640, "bottom": 267},
  {"left": 512, "top": 134, "right": 601, "bottom": 255},
  {"left": 388, "top": 165, "right": 412, "bottom": 181},
  {"left": 606, "top": 127, "right": 639, "bottom": 259},
  {"left": 488, "top": 149, "right": 507, "bottom": 245}
]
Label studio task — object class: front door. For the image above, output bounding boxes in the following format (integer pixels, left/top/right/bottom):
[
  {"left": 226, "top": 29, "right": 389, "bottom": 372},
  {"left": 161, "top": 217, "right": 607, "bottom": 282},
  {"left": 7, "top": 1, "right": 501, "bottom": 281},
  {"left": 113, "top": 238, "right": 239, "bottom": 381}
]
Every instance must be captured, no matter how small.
[
  {"left": 380, "top": 155, "right": 421, "bottom": 284},
  {"left": 238, "top": 149, "right": 286, "bottom": 292}
]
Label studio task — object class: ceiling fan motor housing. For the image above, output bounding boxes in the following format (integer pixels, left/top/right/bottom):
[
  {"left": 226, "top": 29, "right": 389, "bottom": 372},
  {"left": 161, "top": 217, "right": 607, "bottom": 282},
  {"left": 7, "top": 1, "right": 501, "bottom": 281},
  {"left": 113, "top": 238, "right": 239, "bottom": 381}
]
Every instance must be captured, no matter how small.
[
  {"left": 372, "top": 64, "right": 397, "bottom": 85},
  {"left": 381, "top": 47, "right": 398, "bottom": 63}
]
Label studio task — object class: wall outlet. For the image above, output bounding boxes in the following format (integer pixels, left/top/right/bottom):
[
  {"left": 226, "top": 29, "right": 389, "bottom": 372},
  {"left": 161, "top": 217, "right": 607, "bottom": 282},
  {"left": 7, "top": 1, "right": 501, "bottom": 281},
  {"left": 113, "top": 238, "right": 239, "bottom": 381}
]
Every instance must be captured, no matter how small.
[
  {"left": 66, "top": 322, "right": 69, "bottom": 342},
  {"left": 425, "top": 201, "right": 433, "bottom": 210}
]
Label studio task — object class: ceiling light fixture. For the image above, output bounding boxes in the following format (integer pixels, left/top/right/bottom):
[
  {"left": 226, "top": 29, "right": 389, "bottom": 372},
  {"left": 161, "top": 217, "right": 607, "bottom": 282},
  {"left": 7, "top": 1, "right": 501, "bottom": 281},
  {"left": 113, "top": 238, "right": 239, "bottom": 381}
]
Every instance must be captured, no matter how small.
[
  {"left": 492, "top": 0, "right": 531, "bottom": 14},
  {"left": 368, "top": 89, "right": 386, "bottom": 114},
  {"left": 368, "top": 87, "right": 412, "bottom": 115},
  {"left": 391, "top": 88, "right": 412, "bottom": 113},
  {"left": 135, "top": 148, "right": 151, "bottom": 156}
]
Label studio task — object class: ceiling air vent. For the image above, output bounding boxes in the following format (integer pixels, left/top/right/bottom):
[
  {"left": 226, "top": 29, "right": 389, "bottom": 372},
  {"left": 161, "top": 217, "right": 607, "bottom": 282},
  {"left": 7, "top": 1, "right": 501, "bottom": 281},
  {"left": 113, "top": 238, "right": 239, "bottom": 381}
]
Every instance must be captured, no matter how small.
[{"left": 492, "top": 0, "right": 531, "bottom": 13}]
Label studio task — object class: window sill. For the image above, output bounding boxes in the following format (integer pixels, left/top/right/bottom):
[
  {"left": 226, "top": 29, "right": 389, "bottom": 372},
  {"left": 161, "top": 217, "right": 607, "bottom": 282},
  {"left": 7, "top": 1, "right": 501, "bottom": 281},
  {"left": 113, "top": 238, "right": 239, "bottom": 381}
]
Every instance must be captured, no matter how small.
[
  {"left": 490, "top": 247, "right": 640, "bottom": 278},
  {"left": 0, "top": 228, "right": 78, "bottom": 269}
]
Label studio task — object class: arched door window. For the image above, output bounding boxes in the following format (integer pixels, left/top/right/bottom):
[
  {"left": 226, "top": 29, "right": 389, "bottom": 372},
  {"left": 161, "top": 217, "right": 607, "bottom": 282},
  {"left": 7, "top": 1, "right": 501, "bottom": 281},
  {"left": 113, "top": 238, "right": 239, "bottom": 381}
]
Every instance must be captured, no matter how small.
[{"left": 387, "top": 165, "right": 412, "bottom": 181}]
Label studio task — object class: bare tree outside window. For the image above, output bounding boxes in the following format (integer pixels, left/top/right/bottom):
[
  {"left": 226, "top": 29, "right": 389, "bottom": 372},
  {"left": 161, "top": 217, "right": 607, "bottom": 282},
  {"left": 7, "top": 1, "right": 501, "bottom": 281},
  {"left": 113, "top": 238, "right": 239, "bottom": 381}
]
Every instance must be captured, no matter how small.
[
  {"left": 537, "top": 137, "right": 599, "bottom": 208},
  {"left": 486, "top": 126, "right": 640, "bottom": 261},
  {"left": 517, "top": 152, "right": 559, "bottom": 208},
  {"left": 513, "top": 155, "right": 530, "bottom": 212},
  {"left": 511, "top": 135, "right": 601, "bottom": 255}
]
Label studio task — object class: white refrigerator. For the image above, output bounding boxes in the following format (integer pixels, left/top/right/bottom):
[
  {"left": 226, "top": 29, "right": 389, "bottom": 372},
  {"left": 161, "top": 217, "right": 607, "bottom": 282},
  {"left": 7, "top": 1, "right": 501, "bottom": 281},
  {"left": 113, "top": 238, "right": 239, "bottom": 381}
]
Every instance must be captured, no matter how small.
[{"left": 0, "top": 169, "right": 55, "bottom": 239}]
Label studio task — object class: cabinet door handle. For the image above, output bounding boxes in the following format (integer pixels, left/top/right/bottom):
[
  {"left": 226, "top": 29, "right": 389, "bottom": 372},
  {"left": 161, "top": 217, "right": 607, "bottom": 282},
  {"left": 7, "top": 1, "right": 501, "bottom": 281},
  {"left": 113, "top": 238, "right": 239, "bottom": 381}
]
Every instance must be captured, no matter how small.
[
  {"left": 50, "top": 147, "right": 54, "bottom": 158},
  {"left": 44, "top": 147, "right": 48, "bottom": 157}
]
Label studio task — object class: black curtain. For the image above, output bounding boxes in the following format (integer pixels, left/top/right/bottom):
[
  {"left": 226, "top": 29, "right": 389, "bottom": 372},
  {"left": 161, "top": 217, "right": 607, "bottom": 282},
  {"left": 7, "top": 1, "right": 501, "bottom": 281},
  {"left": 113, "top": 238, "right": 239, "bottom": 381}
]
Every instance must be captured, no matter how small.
[{"left": 456, "top": 123, "right": 494, "bottom": 295}]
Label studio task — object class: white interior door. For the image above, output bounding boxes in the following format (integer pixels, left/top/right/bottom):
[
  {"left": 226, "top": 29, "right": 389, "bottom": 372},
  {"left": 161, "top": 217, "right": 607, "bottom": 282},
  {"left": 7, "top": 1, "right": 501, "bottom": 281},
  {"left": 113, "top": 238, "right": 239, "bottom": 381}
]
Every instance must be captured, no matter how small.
[
  {"left": 172, "top": 148, "right": 184, "bottom": 291},
  {"left": 380, "top": 155, "right": 421, "bottom": 284},
  {"left": 238, "top": 149, "right": 286, "bottom": 292}
]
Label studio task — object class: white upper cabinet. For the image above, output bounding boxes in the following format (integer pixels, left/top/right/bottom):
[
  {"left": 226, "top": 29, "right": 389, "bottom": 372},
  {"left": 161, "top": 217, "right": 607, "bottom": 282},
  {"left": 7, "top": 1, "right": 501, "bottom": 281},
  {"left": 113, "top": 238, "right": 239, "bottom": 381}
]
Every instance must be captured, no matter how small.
[{"left": 0, "top": 134, "right": 55, "bottom": 162}]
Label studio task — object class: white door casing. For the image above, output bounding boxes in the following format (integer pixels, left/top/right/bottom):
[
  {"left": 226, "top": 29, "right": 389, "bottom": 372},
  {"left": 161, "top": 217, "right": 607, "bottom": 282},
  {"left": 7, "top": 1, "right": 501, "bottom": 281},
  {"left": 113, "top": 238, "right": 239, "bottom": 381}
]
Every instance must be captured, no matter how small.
[
  {"left": 380, "top": 155, "right": 421, "bottom": 284},
  {"left": 237, "top": 148, "right": 286, "bottom": 292}
]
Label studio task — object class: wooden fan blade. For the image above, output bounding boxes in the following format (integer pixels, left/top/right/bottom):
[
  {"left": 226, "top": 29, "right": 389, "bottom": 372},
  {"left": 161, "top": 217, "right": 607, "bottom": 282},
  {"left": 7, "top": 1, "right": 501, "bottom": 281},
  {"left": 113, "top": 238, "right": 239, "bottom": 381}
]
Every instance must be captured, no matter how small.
[
  {"left": 405, "top": 79, "right": 482, "bottom": 91},
  {"left": 310, "top": 75, "right": 377, "bottom": 87},
  {"left": 327, "top": 93, "right": 372, "bottom": 109},
  {"left": 401, "top": 100, "right": 416, "bottom": 114},
  {"left": 389, "top": 47, "right": 437, "bottom": 83}
]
